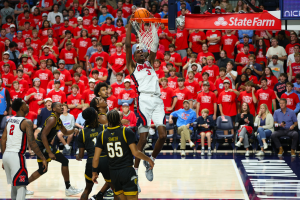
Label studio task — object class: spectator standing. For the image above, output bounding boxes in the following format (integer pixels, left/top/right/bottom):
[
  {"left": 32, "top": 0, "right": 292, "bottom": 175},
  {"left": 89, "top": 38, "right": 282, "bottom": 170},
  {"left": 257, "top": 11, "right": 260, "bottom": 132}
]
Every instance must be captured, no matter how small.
[
  {"left": 237, "top": 81, "right": 257, "bottom": 116},
  {"left": 215, "top": 67, "right": 232, "bottom": 96},
  {"left": 25, "top": 78, "right": 46, "bottom": 114},
  {"left": 118, "top": 79, "right": 136, "bottom": 112},
  {"left": 255, "top": 104, "right": 274, "bottom": 156},
  {"left": 47, "top": 4, "right": 63, "bottom": 25},
  {"left": 259, "top": 67, "right": 278, "bottom": 90},
  {"left": 217, "top": 50, "right": 232, "bottom": 69},
  {"left": 274, "top": 73, "right": 287, "bottom": 103},
  {"left": 160, "top": 77, "right": 178, "bottom": 116},
  {"left": 288, "top": 53, "right": 300, "bottom": 82},
  {"left": 196, "top": 81, "right": 217, "bottom": 119},
  {"left": 220, "top": 0, "right": 233, "bottom": 12},
  {"left": 241, "top": 54, "right": 263, "bottom": 80},
  {"left": 266, "top": 38, "right": 287, "bottom": 66},
  {"left": 169, "top": 44, "right": 182, "bottom": 72},
  {"left": 174, "top": 77, "right": 193, "bottom": 110},
  {"left": 67, "top": 84, "right": 83, "bottom": 119},
  {"left": 0, "top": 78, "right": 10, "bottom": 123},
  {"left": 206, "top": 30, "right": 221, "bottom": 61},
  {"left": 1, "top": 1, "right": 15, "bottom": 25},
  {"left": 196, "top": 43, "right": 214, "bottom": 64},
  {"left": 285, "top": 33, "right": 300, "bottom": 55},
  {"left": 34, "top": 98, "right": 52, "bottom": 138},
  {"left": 107, "top": 85, "right": 119, "bottom": 110},
  {"left": 59, "top": 42, "right": 78, "bottom": 70},
  {"left": 47, "top": 80, "right": 67, "bottom": 103},
  {"left": 201, "top": 56, "right": 219, "bottom": 83},
  {"left": 255, "top": 39, "right": 269, "bottom": 65},
  {"left": 235, "top": 102, "right": 254, "bottom": 156},
  {"left": 169, "top": 100, "right": 196, "bottom": 157},
  {"left": 34, "top": 60, "right": 53, "bottom": 91},
  {"left": 268, "top": 55, "right": 284, "bottom": 79},
  {"left": 238, "top": 31, "right": 253, "bottom": 44},
  {"left": 174, "top": 25, "right": 189, "bottom": 59},
  {"left": 220, "top": 30, "right": 238, "bottom": 60},
  {"left": 271, "top": 98, "right": 298, "bottom": 157},
  {"left": 58, "top": 104, "right": 77, "bottom": 155},
  {"left": 81, "top": 78, "right": 96, "bottom": 105},
  {"left": 287, "top": 45, "right": 299, "bottom": 67},
  {"left": 281, "top": 82, "right": 300, "bottom": 113},
  {"left": 256, "top": 78, "right": 276, "bottom": 114},
  {"left": 189, "top": 30, "right": 206, "bottom": 54},
  {"left": 157, "top": 23, "right": 173, "bottom": 52}
]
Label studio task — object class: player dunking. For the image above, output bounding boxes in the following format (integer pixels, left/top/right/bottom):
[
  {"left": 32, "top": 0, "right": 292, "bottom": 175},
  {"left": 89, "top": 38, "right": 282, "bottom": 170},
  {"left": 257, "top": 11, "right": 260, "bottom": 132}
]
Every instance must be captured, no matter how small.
[
  {"left": 125, "top": 21, "right": 166, "bottom": 185},
  {"left": 92, "top": 110, "right": 154, "bottom": 200},
  {"left": 76, "top": 107, "right": 116, "bottom": 200},
  {"left": 1, "top": 98, "right": 47, "bottom": 200},
  {"left": 27, "top": 102, "right": 83, "bottom": 196}
]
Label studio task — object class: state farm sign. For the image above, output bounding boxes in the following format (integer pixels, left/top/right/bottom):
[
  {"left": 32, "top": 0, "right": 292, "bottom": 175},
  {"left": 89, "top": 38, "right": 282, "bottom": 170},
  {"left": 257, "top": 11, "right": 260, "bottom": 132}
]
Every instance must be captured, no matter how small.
[{"left": 185, "top": 12, "right": 281, "bottom": 30}]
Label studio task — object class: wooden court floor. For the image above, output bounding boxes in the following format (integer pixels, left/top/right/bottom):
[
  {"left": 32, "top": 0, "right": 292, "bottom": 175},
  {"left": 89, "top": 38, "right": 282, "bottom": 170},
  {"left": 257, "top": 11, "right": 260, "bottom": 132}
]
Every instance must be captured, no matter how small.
[{"left": 0, "top": 159, "right": 249, "bottom": 199}]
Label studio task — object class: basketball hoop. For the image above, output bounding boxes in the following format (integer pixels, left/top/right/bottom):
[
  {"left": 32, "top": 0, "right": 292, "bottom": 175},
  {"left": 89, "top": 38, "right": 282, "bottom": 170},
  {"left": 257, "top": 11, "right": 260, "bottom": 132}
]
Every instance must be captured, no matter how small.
[{"left": 130, "top": 18, "right": 162, "bottom": 51}]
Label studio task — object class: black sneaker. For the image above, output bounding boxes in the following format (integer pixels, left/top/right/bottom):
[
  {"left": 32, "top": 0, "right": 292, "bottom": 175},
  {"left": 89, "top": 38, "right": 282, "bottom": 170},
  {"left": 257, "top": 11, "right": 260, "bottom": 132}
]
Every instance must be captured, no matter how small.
[
  {"left": 104, "top": 188, "right": 114, "bottom": 199},
  {"left": 89, "top": 194, "right": 103, "bottom": 200}
]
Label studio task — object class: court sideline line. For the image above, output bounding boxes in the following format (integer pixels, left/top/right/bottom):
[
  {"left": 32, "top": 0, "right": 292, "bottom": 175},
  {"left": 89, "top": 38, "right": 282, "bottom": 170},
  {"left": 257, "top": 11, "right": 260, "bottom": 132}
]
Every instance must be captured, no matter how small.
[{"left": 232, "top": 160, "right": 249, "bottom": 200}]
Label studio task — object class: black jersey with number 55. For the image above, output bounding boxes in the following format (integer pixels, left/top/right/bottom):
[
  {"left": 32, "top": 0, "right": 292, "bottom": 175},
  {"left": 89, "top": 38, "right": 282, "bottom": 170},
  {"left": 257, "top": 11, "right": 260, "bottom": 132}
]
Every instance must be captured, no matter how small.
[
  {"left": 96, "top": 126, "right": 137, "bottom": 170},
  {"left": 77, "top": 124, "right": 107, "bottom": 158}
]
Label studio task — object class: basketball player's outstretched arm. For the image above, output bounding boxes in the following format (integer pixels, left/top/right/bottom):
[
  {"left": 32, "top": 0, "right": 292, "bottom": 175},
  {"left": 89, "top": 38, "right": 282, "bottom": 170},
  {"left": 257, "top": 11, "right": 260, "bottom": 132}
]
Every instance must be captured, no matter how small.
[
  {"left": 129, "top": 143, "right": 154, "bottom": 170},
  {"left": 149, "top": 26, "right": 159, "bottom": 67},
  {"left": 125, "top": 22, "right": 135, "bottom": 75},
  {"left": 23, "top": 120, "right": 48, "bottom": 172}
]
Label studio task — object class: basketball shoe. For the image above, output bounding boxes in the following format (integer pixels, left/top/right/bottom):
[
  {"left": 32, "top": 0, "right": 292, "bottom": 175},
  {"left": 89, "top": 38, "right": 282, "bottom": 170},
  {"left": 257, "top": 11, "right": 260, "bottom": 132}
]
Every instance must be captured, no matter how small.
[
  {"left": 65, "top": 186, "right": 83, "bottom": 196},
  {"left": 143, "top": 158, "right": 154, "bottom": 181}
]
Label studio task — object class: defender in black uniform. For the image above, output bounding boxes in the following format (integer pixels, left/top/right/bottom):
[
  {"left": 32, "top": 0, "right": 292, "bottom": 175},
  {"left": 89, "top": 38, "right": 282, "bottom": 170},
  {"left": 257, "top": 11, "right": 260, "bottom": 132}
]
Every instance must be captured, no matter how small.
[
  {"left": 92, "top": 110, "right": 154, "bottom": 199},
  {"left": 76, "top": 107, "right": 115, "bottom": 200},
  {"left": 27, "top": 102, "right": 83, "bottom": 196}
]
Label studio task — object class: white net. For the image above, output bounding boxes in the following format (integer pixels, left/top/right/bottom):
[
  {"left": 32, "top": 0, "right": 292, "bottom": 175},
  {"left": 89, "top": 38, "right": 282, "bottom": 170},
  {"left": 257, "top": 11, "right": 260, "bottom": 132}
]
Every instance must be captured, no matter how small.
[{"left": 130, "top": 20, "right": 161, "bottom": 51}]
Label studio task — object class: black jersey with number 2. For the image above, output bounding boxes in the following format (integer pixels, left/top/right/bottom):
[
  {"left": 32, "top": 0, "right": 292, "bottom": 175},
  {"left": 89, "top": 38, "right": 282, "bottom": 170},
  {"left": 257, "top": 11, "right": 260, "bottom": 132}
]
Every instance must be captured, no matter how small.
[
  {"left": 96, "top": 126, "right": 137, "bottom": 170},
  {"left": 77, "top": 124, "right": 106, "bottom": 158}
]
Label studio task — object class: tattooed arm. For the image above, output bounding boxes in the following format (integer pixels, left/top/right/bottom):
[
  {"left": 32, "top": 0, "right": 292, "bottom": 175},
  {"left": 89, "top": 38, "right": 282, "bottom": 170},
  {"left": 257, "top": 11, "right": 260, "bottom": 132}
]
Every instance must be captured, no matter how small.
[{"left": 23, "top": 120, "right": 48, "bottom": 172}]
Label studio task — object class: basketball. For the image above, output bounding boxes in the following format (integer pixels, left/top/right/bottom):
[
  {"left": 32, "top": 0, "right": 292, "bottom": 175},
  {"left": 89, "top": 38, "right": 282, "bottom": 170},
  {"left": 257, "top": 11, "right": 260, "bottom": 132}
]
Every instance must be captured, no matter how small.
[{"left": 133, "top": 8, "right": 150, "bottom": 18}]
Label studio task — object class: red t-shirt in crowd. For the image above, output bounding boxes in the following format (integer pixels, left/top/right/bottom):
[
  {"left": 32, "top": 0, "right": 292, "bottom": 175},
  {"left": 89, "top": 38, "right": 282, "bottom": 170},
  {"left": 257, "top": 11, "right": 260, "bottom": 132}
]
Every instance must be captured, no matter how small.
[
  {"left": 281, "top": 93, "right": 300, "bottom": 111},
  {"left": 2, "top": 72, "right": 14, "bottom": 90},
  {"left": 155, "top": 68, "right": 165, "bottom": 79},
  {"left": 109, "top": 44, "right": 117, "bottom": 55},
  {"left": 39, "top": 54, "right": 57, "bottom": 64},
  {"left": 255, "top": 47, "right": 268, "bottom": 65},
  {"left": 287, "top": 62, "right": 300, "bottom": 77},
  {"left": 160, "top": 86, "right": 176, "bottom": 114},
  {"left": 255, "top": 88, "right": 276, "bottom": 114},
  {"left": 14, "top": 78, "right": 29, "bottom": 91},
  {"left": 109, "top": 53, "right": 126, "bottom": 73},
  {"left": 59, "top": 26, "right": 74, "bottom": 37},
  {"left": 67, "top": 93, "right": 82, "bottom": 118},
  {"left": 118, "top": 89, "right": 136, "bottom": 112},
  {"left": 160, "top": 61, "right": 175, "bottom": 72},
  {"left": 115, "top": 26, "right": 126, "bottom": 37},
  {"left": 47, "top": 89, "right": 67, "bottom": 103},
  {"left": 0, "top": 61, "right": 16, "bottom": 74},
  {"left": 199, "top": 80, "right": 217, "bottom": 93},
  {"left": 170, "top": 52, "right": 182, "bottom": 72},
  {"left": 189, "top": 31, "right": 206, "bottom": 53},
  {"left": 81, "top": 89, "right": 96, "bottom": 104},
  {"left": 10, "top": 89, "right": 26, "bottom": 102},
  {"left": 122, "top": 3, "right": 133, "bottom": 18},
  {"left": 82, "top": 15, "right": 93, "bottom": 26},
  {"left": 25, "top": 111, "right": 37, "bottom": 122},
  {"left": 89, "top": 67, "right": 108, "bottom": 79},
  {"left": 58, "top": 69, "right": 72, "bottom": 94},
  {"left": 206, "top": 30, "right": 221, "bottom": 53},
  {"left": 235, "top": 52, "right": 250, "bottom": 75},
  {"left": 218, "top": 90, "right": 237, "bottom": 116},
  {"left": 286, "top": 43, "right": 300, "bottom": 55},
  {"left": 184, "top": 80, "right": 200, "bottom": 99},
  {"left": 34, "top": 69, "right": 54, "bottom": 91},
  {"left": 215, "top": 77, "right": 232, "bottom": 96},
  {"left": 59, "top": 48, "right": 78, "bottom": 65},
  {"left": 47, "top": 79, "right": 66, "bottom": 92},
  {"left": 167, "top": 76, "right": 179, "bottom": 89},
  {"left": 75, "top": 37, "right": 92, "bottom": 61},
  {"left": 238, "top": 91, "right": 256, "bottom": 116},
  {"left": 201, "top": 65, "right": 219, "bottom": 83},
  {"left": 175, "top": 28, "right": 189, "bottom": 51},
  {"left": 255, "top": 31, "right": 272, "bottom": 47},
  {"left": 220, "top": 34, "right": 238, "bottom": 59},
  {"left": 0, "top": 42, "right": 5, "bottom": 62},
  {"left": 26, "top": 87, "right": 46, "bottom": 114},
  {"left": 101, "top": 24, "right": 116, "bottom": 46},
  {"left": 174, "top": 87, "right": 193, "bottom": 110},
  {"left": 107, "top": 94, "right": 119, "bottom": 110},
  {"left": 236, "top": 43, "right": 255, "bottom": 53},
  {"left": 248, "top": 75, "right": 259, "bottom": 84},
  {"left": 89, "top": 51, "right": 110, "bottom": 68},
  {"left": 22, "top": 29, "right": 33, "bottom": 40},
  {"left": 12, "top": 37, "right": 25, "bottom": 50},
  {"left": 89, "top": 24, "right": 102, "bottom": 40},
  {"left": 196, "top": 51, "right": 215, "bottom": 63},
  {"left": 260, "top": 76, "right": 278, "bottom": 90},
  {"left": 22, "top": 63, "right": 34, "bottom": 75},
  {"left": 157, "top": 28, "right": 173, "bottom": 52},
  {"left": 111, "top": 82, "right": 125, "bottom": 96},
  {"left": 72, "top": 80, "right": 85, "bottom": 95},
  {"left": 196, "top": 91, "right": 217, "bottom": 116}
]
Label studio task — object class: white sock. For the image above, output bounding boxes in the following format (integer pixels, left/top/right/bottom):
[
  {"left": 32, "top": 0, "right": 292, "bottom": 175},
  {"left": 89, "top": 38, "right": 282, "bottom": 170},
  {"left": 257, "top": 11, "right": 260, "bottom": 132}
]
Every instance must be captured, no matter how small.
[
  {"left": 208, "top": 147, "right": 211, "bottom": 150},
  {"left": 16, "top": 186, "right": 26, "bottom": 200},
  {"left": 202, "top": 147, "right": 205, "bottom": 150},
  {"left": 134, "top": 168, "right": 138, "bottom": 175},
  {"left": 150, "top": 156, "right": 155, "bottom": 161},
  {"left": 65, "top": 144, "right": 70, "bottom": 150}
]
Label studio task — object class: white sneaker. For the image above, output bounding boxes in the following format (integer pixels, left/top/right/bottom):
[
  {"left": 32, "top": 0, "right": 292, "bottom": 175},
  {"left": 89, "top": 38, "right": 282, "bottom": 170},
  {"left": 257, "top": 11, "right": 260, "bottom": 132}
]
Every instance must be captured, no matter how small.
[
  {"left": 235, "top": 141, "right": 241, "bottom": 147},
  {"left": 76, "top": 149, "right": 79, "bottom": 155},
  {"left": 201, "top": 149, "right": 205, "bottom": 156},
  {"left": 25, "top": 188, "right": 34, "bottom": 195},
  {"left": 207, "top": 149, "right": 212, "bottom": 156},
  {"left": 245, "top": 151, "right": 250, "bottom": 157},
  {"left": 143, "top": 159, "right": 153, "bottom": 181},
  {"left": 263, "top": 142, "right": 268, "bottom": 150},
  {"left": 189, "top": 141, "right": 195, "bottom": 148},
  {"left": 136, "top": 176, "right": 141, "bottom": 193},
  {"left": 65, "top": 186, "right": 83, "bottom": 196},
  {"left": 181, "top": 150, "right": 186, "bottom": 156},
  {"left": 255, "top": 151, "right": 264, "bottom": 156}
]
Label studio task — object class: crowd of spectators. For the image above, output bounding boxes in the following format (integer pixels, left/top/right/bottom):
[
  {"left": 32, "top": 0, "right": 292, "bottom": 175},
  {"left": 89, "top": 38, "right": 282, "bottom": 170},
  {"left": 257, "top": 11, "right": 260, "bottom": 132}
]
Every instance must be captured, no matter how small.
[{"left": 0, "top": 0, "right": 300, "bottom": 157}]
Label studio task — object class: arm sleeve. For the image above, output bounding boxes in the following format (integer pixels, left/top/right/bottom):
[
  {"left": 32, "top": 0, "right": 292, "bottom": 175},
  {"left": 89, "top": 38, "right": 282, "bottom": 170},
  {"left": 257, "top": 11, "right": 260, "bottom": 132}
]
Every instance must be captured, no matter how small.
[
  {"left": 125, "top": 128, "right": 137, "bottom": 145},
  {"left": 77, "top": 131, "right": 85, "bottom": 148},
  {"left": 5, "top": 89, "right": 10, "bottom": 112}
]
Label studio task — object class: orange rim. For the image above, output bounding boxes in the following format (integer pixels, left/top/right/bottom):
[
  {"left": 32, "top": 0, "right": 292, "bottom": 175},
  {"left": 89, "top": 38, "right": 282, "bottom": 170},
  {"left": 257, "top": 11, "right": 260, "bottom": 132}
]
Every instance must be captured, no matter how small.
[{"left": 131, "top": 18, "right": 168, "bottom": 24}]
